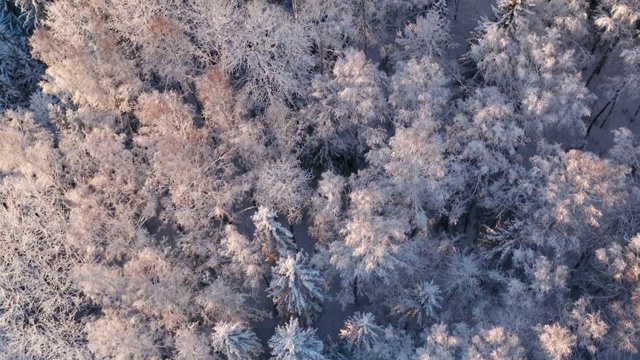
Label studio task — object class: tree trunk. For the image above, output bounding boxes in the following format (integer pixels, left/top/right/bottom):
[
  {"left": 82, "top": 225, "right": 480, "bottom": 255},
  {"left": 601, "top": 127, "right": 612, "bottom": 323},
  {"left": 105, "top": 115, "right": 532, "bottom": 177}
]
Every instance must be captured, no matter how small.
[
  {"left": 586, "top": 99, "right": 612, "bottom": 137},
  {"left": 353, "top": 277, "right": 359, "bottom": 304},
  {"left": 586, "top": 36, "right": 619, "bottom": 87},
  {"left": 599, "top": 87, "right": 622, "bottom": 129},
  {"left": 292, "top": 0, "right": 298, "bottom": 21},
  {"left": 454, "top": 0, "right": 461, "bottom": 21}
]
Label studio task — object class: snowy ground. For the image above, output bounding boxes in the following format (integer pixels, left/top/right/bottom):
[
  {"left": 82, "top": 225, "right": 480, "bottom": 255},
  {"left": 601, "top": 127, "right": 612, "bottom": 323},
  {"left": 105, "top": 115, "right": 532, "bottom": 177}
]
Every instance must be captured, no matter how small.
[
  {"left": 584, "top": 51, "right": 640, "bottom": 156},
  {"left": 447, "top": 0, "right": 495, "bottom": 60}
]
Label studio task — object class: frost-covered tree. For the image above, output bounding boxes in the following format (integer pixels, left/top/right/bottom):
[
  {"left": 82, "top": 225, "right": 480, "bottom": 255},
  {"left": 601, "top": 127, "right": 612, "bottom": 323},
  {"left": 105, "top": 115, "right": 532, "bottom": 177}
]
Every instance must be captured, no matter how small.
[
  {"left": 343, "top": 323, "right": 414, "bottom": 360},
  {"left": 567, "top": 297, "right": 609, "bottom": 356},
  {"left": 531, "top": 150, "right": 629, "bottom": 253},
  {"left": 594, "top": 0, "right": 640, "bottom": 104},
  {"left": 537, "top": 323, "right": 576, "bottom": 360},
  {"left": 218, "top": 0, "right": 315, "bottom": 106},
  {"left": 75, "top": 245, "right": 195, "bottom": 330},
  {"left": 0, "top": 27, "right": 44, "bottom": 109},
  {"left": 296, "top": 0, "right": 358, "bottom": 72},
  {"left": 269, "top": 318, "right": 326, "bottom": 360},
  {"left": 252, "top": 157, "right": 312, "bottom": 223},
  {"left": 394, "top": 280, "right": 443, "bottom": 326},
  {"left": 218, "top": 225, "right": 266, "bottom": 291},
  {"left": 340, "top": 312, "right": 384, "bottom": 359},
  {"left": 135, "top": 91, "right": 243, "bottom": 253},
  {"left": 0, "top": 111, "right": 91, "bottom": 358},
  {"left": 0, "top": 109, "right": 62, "bottom": 181},
  {"left": 442, "top": 252, "right": 483, "bottom": 310},
  {"left": 368, "top": 55, "right": 450, "bottom": 226},
  {"left": 464, "top": 0, "right": 593, "bottom": 143},
  {"left": 268, "top": 252, "right": 325, "bottom": 324},
  {"left": 374, "top": 325, "right": 415, "bottom": 360},
  {"left": 60, "top": 125, "right": 152, "bottom": 262},
  {"left": 444, "top": 86, "right": 527, "bottom": 214},
  {"left": 195, "top": 278, "right": 267, "bottom": 324},
  {"left": 395, "top": 9, "right": 454, "bottom": 60},
  {"left": 388, "top": 55, "right": 450, "bottom": 124},
  {"left": 592, "top": 234, "right": 640, "bottom": 354},
  {"left": 611, "top": 127, "right": 640, "bottom": 171},
  {"left": 349, "top": 0, "right": 397, "bottom": 46},
  {"left": 467, "top": 326, "right": 526, "bottom": 360},
  {"left": 528, "top": 256, "right": 569, "bottom": 299},
  {"left": 330, "top": 172, "right": 416, "bottom": 304},
  {"left": 303, "top": 48, "right": 387, "bottom": 168},
  {"left": 174, "top": 326, "right": 215, "bottom": 360},
  {"left": 415, "top": 323, "right": 460, "bottom": 360},
  {"left": 85, "top": 310, "right": 162, "bottom": 359},
  {"left": 339, "top": 312, "right": 413, "bottom": 360},
  {"left": 103, "top": 0, "right": 201, "bottom": 85},
  {"left": 211, "top": 322, "right": 263, "bottom": 360},
  {"left": 0, "top": 174, "right": 90, "bottom": 358},
  {"left": 252, "top": 206, "right": 297, "bottom": 263},
  {"left": 31, "top": 0, "right": 143, "bottom": 111},
  {"left": 309, "top": 171, "right": 347, "bottom": 243}
]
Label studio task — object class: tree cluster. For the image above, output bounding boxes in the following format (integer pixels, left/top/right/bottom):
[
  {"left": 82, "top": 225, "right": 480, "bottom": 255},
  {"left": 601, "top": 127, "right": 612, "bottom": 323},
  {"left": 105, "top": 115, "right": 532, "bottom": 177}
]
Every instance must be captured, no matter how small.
[{"left": 2, "top": 0, "right": 640, "bottom": 358}]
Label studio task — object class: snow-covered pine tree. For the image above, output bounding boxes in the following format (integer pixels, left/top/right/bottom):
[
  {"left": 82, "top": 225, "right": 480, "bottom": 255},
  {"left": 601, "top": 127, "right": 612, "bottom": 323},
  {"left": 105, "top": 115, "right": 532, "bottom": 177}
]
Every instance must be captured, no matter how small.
[
  {"left": 268, "top": 252, "right": 325, "bottom": 324},
  {"left": 0, "top": 27, "right": 43, "bottom": 109},
  {"left": 268, "top": 318, "right": 326, "bottom": 360},
  {"left": 339, "top": 312, "right": 384, "bottom": 359},
  {"left": 394, "top": 280, "right": 443, "bottom": 326},
  {"left": 211, "top": 322, "right": 263, "bottom": 360},
  {"left": 252, "top": 206, "right": 297, "bottom": 263}
]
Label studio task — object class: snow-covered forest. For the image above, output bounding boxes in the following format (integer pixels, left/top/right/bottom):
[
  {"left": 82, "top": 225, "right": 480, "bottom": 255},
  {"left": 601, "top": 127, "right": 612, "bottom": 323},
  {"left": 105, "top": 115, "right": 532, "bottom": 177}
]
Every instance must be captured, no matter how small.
[{"left": 1, "top": 0, "right": 640, "bottom": 358}]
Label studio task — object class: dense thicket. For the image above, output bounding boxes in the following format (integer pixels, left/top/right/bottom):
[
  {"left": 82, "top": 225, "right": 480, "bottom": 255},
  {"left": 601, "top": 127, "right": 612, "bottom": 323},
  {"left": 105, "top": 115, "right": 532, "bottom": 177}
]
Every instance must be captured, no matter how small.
[{"left": 1, "top": 0, "right": 640, "bottom": 358}]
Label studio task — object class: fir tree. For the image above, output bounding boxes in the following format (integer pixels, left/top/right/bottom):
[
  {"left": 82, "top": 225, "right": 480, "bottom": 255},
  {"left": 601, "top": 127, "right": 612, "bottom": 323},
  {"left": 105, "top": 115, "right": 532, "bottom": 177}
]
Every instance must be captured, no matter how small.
[
  {"left": 211, "top": 322, "right": 263, "bottom": 360},
  {"left": 268, "top": 318, "right": 326, "bottom": 360},
  {"left": 252, "top": 206, "right": 297, "bottom": 263},
  {"left": 268, "top": 252, "right": 325, "bottom": 324}
]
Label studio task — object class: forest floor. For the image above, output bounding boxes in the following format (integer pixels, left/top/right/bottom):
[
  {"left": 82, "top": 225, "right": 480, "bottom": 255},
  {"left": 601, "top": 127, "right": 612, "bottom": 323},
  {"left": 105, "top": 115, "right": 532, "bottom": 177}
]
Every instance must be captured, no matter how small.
[{"left": 584, "top": 48, "right": 640, "bottom": 156}]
